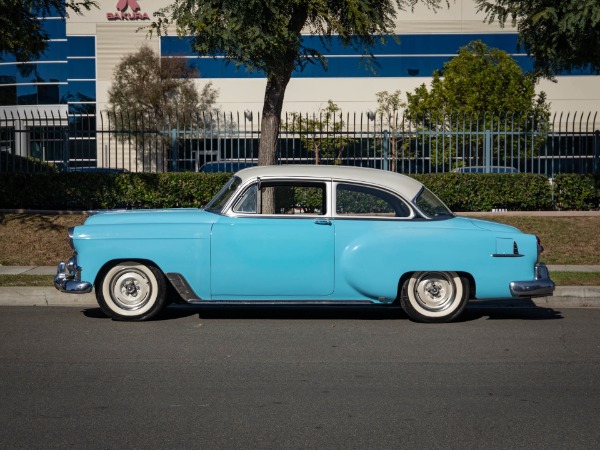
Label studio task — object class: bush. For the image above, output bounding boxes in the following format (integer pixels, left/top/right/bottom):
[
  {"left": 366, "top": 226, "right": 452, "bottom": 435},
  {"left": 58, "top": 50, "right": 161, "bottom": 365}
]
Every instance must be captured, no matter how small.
[
  {"left": 0, "top": 172, "right": 231, "bottom": 210},
  {"left": 553, "top": 174, "right": 600, "bottom": 210},
  {"left": 412, "top": 173, "right": 553, "bottom": 212},
  {"left": 1, "top": 171, "right": 598, "bottom": 212}
]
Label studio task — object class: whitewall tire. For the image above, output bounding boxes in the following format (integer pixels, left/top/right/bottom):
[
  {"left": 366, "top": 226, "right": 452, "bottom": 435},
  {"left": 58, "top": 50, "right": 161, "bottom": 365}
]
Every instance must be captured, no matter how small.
[
  {"left": 400, "top": 271, "right": 468, "bottom": 323},
  {"left": 96, "top": 261, "right": 167, "bottom": 321}
]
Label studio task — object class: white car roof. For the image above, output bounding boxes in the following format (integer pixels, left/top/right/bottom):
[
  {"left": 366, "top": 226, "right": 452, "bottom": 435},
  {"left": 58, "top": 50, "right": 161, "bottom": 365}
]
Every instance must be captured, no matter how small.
[{"left": 235, "top": 165, "right": 424, "bottom": 200}]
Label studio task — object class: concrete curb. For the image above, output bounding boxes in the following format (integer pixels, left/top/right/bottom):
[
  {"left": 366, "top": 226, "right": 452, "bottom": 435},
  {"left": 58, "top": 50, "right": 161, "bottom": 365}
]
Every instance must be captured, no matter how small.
[{"left": 0, "top": 286, "right": 598, "bottom": 309}]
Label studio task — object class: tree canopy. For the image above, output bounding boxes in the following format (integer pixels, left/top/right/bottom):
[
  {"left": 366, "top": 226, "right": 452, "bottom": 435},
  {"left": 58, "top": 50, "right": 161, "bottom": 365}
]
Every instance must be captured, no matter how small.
[
  {"left": 151, "top": 0, "right": 448, "bottom": 165},
  {"left": 381, "top": 40, "right": 550, "bottom": 168},
  {"left": 405, "top": 40, "right": 548, "bottom": 118},
  {"left": 475, "top": 0, "right": 600, "bottom": 77},
  {"left": 107, "top": 45, "right": 217, "bottom": 121},
  {"left": 107, "top": 45, "right": 219, "bottom": 171},
  {"left": 0, "top": 0, "right": 97, "bottom": 62}
]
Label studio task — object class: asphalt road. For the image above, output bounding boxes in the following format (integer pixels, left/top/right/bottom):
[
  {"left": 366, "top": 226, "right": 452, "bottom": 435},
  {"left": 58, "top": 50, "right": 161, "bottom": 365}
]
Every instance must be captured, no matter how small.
[{"left": 1, "top": 304, "right": 599, "bottom": 449}]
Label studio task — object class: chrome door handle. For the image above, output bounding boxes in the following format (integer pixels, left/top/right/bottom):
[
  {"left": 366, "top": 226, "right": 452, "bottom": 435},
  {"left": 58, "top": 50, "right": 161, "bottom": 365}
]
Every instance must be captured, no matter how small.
[{"left": 314, "top": 219, "right": 332, "bottom": 225}]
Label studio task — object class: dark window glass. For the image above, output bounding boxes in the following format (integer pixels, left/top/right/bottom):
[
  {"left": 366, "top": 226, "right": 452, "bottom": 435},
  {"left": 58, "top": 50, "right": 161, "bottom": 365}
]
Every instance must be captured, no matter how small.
[
  {"left": 16, "top": 63, "right": 66, "bottom": 83},
  {"left": 68, "top": 103, "right": 96, "bottom": 115},
  {"left": 260, "top": 182, "right": 326, "bottom": 215},
  {"left": 40, "top": 18, "right": 66, "bottom": 39},
  {"left": 61, "top": 81, "right": 95, "bottom": 102},
  {"left": 67, "top": 37, "right": 95, "bottom": 57},
  {"left": 17, "top": 85, "right": 37, "bottom": 105},
  {"left": 0, "top": 65, "right": 17, "bottom": 84},
  {"left": 37, "top": 84, "right": 60, "bottom": 104},
  {"left": 67, "top": 59, "right": 95, "bottom": 79},
  {"left": 336, "top": 183, "right": 410, "bottom": 217},
  {"left": 38, "top": 41, "right": 67, "bottom": 61},
  {"left": 0, "top": 85, "right": 17, "bottom": 106}
]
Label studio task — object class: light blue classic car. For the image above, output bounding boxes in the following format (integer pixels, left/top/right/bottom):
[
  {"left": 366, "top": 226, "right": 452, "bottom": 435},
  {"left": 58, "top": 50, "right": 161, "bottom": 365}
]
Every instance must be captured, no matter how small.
[{"left": 54, "top": 165, "right": 554, "bottom": 323}]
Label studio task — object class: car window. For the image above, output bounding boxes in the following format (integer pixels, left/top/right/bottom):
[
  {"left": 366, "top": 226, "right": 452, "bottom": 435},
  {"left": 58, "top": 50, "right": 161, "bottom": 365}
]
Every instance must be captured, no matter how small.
[
  {"left": 233, "top": 184, "right": 258, "bottom": 213},
  {"left": 258, "top": 182, "right": 326, "bottom": 215},
  {"left": 336, "top": 183, "right": 411, "bottom": 218},
  {"left": 413, "top": 187, "right": 454, "bottom": 219},
  {"left": 205, "top": 176, "right": 242, "bottom": 213}
]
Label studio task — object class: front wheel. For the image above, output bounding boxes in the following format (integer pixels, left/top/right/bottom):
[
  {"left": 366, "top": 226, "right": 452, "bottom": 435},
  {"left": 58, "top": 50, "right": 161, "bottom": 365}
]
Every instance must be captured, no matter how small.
[
  {"left": 96, "top": 261, "right": 167, "bottom": 321},
  {"left": 400, "top": 271, "right": 468, "bottom": 323}
]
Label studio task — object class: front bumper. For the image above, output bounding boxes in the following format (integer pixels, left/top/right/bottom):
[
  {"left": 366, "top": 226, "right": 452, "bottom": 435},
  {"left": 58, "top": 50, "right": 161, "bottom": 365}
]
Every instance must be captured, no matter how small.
[
  {"left": 54, "top": 253, "right": 93, "bottom": 294},
  {"left": 510, "top": 263, "right": 555, "bottom": 298}
]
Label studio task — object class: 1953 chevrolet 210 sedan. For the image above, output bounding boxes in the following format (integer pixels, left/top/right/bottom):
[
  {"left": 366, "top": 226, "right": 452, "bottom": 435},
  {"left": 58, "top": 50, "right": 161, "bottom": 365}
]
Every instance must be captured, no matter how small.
[{"left": 54, "top": 165, "right": 554, "bottom": 323}]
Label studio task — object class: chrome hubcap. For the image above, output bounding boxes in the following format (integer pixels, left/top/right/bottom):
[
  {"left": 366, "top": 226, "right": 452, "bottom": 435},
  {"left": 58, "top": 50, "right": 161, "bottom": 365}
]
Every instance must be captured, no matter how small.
[
  {"left": 414, "top": 272, "right": 456, "bottom": 312},
  {"left": 110, "top": 269, "right": 152, "bottom": 311}
]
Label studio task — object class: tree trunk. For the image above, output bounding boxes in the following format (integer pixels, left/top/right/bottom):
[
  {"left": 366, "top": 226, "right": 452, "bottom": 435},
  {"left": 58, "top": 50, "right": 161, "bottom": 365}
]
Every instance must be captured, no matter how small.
[{"left": 258, "top": 74, "right": 289, "bottom": 166}]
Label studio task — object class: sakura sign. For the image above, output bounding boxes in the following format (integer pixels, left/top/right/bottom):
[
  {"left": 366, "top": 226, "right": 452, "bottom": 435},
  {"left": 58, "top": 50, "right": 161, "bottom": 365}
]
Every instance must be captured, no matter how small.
[{"left": 107, "top": 0, "right": 150, "bottom": 21}]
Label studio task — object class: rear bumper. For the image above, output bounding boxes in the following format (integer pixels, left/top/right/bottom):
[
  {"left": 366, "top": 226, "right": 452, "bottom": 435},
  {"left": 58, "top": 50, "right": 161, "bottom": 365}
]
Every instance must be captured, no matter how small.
[
  {"left": 54, "top": 253, "right": 93, "bottom": 294},
  {"left": 510, "top": 263, "right": 555, "bottom": 298}
]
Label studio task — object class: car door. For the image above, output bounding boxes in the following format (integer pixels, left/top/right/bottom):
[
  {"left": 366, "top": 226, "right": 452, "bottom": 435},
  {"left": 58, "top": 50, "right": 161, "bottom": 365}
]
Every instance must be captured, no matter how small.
[{"left": 210, "top": 179, "right": 335, "bottom": 299}]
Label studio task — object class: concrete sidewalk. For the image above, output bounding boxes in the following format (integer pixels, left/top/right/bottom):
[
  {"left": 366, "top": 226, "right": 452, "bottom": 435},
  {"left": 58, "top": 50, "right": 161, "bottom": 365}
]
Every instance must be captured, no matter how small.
[{"left": 1, "top": 265, "right": 599, "bottom": 309}]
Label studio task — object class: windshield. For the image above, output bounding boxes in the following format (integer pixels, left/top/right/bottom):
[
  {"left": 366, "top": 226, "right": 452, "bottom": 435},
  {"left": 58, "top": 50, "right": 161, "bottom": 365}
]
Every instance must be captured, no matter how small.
[
  {"left": 413, "top": 187, "right": 454, "bottom": 219},
  {"left": 205, "top": 176, "right": 242, "bottom": 213}
]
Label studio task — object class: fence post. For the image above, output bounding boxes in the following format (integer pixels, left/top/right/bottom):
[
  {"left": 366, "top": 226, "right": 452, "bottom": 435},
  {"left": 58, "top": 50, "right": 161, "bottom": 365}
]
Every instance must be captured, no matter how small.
[
  {"left": 595, "top": 130, "right": 600, "bottom": 174},
  {"left": 383, "top": 130, "right": 390, "bottom": 171},
  {"left": 484, "top": 130, "right": 492, "bottom": 173},
  {"left": 170, "top": 128, "right": 178, "bottom": 172}
]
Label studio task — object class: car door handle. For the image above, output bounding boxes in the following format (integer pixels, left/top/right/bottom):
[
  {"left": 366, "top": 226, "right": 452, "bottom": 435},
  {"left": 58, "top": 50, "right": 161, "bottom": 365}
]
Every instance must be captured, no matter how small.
[{"left": 314, "top": 219, "right": 332, "bottom": 226}]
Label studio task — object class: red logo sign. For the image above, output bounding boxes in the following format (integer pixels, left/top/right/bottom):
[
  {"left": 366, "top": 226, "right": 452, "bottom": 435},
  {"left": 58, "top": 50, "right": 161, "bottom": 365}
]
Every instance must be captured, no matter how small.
[
  {"left": 107, "top": 0, "right": 149, "bottom": 20},
  {"left": 116, "top": 0, "right": 140, "bottom": 12}
]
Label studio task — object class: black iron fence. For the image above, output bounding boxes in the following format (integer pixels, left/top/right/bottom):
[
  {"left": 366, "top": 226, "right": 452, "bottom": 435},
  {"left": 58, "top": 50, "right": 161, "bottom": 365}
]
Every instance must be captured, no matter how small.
[{"left": 1, "top": 109, "right": 599, "bottom": 175}]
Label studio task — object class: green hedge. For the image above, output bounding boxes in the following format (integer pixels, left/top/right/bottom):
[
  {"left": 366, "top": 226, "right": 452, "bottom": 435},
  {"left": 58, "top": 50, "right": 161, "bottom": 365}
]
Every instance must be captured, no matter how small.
[
  {"left": 0, "top": 172, "right": 231, "bottom": 210},
  {"left": 0, "top": 171, "right": 598, "bottom": 211},
  {"left": 552, "top": 174, "right": 600, "bottom": 210},
  {"left": 412, "top": 173, "right": 553, "bottom": 212}
]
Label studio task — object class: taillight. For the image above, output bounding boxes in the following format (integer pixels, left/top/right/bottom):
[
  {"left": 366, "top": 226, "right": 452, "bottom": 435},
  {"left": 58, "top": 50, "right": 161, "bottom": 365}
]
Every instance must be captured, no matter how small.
[{"left": 536, "top": 235, "right": 544, "bottom": 256}]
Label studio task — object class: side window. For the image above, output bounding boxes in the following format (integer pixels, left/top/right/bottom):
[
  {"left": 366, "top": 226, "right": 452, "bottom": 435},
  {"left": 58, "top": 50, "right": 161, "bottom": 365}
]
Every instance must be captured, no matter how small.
[
  {"left": 336, "top": 183, "right": 411, "bottom": 218},
  {"left": 261, "top": 182, "right": 326, "bottom": 215},
  {"left": 233, "top": 184, "right": 258, "bottom": 213}
]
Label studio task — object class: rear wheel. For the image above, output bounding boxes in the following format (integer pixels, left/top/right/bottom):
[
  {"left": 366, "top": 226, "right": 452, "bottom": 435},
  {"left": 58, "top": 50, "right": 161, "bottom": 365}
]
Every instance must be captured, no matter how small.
[
  {"left": 96, "top": 261, "right": 167, "bottom": 321},
  {"left": 400, "top": 271, "right": 468, "bottom": 323}
]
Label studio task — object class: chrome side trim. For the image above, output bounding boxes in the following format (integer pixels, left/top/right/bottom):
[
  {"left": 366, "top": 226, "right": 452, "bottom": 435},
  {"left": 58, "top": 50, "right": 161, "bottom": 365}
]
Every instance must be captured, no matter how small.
[
  {"left": 165, "top": 273, "right": 202, "bottom": 302},
  {"left": 54, "top": 253, "right": 93, "bottom": 294},
  {"left": 510, "top": 262, "right": 555, "bottom": 298}
]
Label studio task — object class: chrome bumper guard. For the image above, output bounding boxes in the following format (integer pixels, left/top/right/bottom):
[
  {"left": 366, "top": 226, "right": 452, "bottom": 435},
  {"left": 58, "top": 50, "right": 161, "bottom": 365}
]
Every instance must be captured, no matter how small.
[
  {"left": 54, "top": 253, "right": 93, "bottom": 294},
  {"left": 510, "top": 262, "right": 555, "bottom": 298}
]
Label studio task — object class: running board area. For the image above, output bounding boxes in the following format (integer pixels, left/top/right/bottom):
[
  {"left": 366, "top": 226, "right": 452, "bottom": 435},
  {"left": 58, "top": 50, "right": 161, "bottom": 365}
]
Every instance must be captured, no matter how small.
[{"left": 165, "top": 273, "right": 378, "bottom": 306}]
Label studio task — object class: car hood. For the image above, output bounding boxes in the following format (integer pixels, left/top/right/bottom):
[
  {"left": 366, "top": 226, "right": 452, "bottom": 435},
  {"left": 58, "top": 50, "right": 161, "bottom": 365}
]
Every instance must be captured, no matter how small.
[{"left": 83, "top": 208, "right": 218, "bottom": 226}]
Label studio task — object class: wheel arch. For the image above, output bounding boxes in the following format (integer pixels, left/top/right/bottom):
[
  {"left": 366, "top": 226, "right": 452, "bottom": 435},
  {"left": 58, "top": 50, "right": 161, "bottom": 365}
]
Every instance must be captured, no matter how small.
[
  {"left": 94, "top": 258, "right": 164, "bottom": 286},
  {"left": 396, "top": 270, "right": 476, "bottom": 302}
]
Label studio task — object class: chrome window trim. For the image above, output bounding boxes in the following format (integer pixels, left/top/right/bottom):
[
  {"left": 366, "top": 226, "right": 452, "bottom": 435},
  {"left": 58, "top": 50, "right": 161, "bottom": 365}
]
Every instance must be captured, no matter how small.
[
  {"left": 225, "top": 177, "right": 332, "bottom": 219},
  {"left": 332, "top": 180, "right": 416, "bottom": 220}
]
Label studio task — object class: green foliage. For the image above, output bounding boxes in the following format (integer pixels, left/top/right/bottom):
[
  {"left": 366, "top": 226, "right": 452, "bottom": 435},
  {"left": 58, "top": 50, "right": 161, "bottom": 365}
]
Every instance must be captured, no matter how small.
[
  {"left": 0, "top": 152, "right": 59, "bottom": 173},
  {"left": 106, "top": 45, "right": 219, "bottom": 171},
  {"left": 107, "top": 45, "right": 217, "bottom": 121},
  {"left": 4, "top": 172, "right": 597, "bottom": 212},
  {"left": 398, "top": 40, "right": 550, "bottom": 168},
  {"left": 149, "top": 1, "right": 447, "bottom": 165},
  {"left": 0, "top": 172, "right": 231, "bottom": 210},
  {"left": 412, "top": 173, "right": 553, "bottom": 212},
  {"left": 283, "top": 101, "right": 356, "bottom": 164},
  {"left": 476, "top": 0, "right": 600, "bottom": 77},
  {"left": 0, "top": 1, "right": 97, "bottom": 62},
  {"left": 553, "top": 174, "right": 600, "bottom": 211}
]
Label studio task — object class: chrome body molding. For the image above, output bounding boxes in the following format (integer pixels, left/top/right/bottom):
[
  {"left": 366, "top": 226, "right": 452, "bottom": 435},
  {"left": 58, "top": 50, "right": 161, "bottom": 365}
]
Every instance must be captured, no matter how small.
[
  {"left": 166, "top": 273, "right": 202, "bottom": 302},
  {"left": 54, "top": 253, "right": 93, "bottom": 294},
  {"left": 510, "top": 263, "right": 555, "bottom": 298}
]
